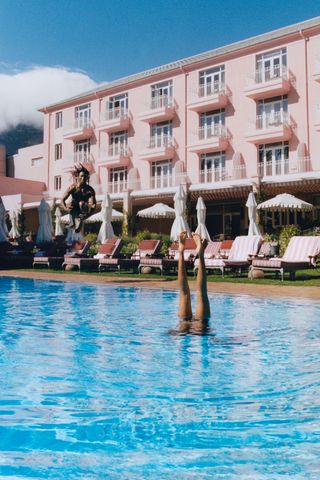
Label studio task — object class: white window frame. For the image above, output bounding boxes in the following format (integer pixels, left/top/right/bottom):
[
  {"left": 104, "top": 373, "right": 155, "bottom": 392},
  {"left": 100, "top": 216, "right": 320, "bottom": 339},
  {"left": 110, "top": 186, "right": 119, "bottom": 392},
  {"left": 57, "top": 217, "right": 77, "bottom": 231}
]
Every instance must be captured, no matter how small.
[
  {"left": 55, "top": 111, "right": 63, "bottom": 129},
  {"left": 107, "top": 93, "right": 128, "bottom": 120},
  {"left": 199, "top": 65, "right": 225, "bottom": 97},
  {"left": 75, "top": 104, "right": 91, "bottom": 128},
  {"left": 74, "top": 140, "right": 90, "bottom": 163},
  {"left": 151, "top": 160, "right": 173, "bottom": 189},
  {"left": 257, "top": 96, "right": 288, "bottom": 129},
  {"left": 55, "top": 143, "right": 62, "bottom": 161},
  {"left": 256, "top": 48, "right": 287, "bottom": 83},
  {"left": 150, "top": 121, "right": 172, "bottom": 148},
  {"left": 199, "top": 110, "right": 225, "bottom": 139},
  {"left": 109, "top": 167, "right": 128, "bottom": 193},
  {"left": 31, "top": 157, "right": 43, "bottom": 167},
  {"left": 109, "top": 131, "right": 128, "bottom": 156},
  {"left": 54, "top": 175, "right": 62, "bottom": 191},
  {"left": 151, "top": 80, "right": 173, "bottom": 108},
  {"left": 200, "top": 152, "right": 226, "bottom": 183},
  {"left": 258, "top": 141, "right": 289, "bottom": 177}
]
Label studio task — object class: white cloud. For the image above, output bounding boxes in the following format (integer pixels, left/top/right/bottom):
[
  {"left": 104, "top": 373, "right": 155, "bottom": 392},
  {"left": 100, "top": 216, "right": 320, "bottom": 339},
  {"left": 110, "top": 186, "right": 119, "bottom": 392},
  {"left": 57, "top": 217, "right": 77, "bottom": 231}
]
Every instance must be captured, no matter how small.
[{"left": 0, "top": 66, "right": 98, "bottom": 133}]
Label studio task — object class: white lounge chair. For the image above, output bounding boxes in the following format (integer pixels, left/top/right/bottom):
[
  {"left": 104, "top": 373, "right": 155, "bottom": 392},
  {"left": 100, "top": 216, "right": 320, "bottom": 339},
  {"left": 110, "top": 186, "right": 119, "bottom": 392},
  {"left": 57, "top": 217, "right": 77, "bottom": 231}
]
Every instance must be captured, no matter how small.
[
  {"left": 250, "top": 236, "right": 320, "bottom": 281},
  {"left": 203, "top": 235, "right": 263, "bottom": 276}
]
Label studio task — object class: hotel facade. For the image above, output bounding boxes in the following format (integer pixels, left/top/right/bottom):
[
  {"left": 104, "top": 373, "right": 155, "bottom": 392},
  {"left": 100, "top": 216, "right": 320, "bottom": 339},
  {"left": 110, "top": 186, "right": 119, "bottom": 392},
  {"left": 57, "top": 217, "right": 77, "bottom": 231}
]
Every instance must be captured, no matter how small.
[{"left": 7, "top": 17, "right": 320, "bottom": 237}]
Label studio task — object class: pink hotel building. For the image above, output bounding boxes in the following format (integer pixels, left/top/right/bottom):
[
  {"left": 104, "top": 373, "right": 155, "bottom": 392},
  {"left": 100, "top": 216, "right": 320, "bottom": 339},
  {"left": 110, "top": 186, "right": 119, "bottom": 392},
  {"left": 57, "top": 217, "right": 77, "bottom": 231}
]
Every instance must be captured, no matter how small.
[{"left": 7, "top": 17, "right": 320, "bottom": 237}]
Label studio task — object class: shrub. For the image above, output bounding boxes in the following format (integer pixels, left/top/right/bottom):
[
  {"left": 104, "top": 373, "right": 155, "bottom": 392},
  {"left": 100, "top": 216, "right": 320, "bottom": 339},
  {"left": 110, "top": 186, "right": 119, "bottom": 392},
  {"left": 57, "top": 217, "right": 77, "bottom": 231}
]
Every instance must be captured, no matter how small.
[
  {"left": 84, "top": 232, "right": 98, "bottom": 244},
  {"left": 279, "top": 225, "right": 301, "bottom": 256}
]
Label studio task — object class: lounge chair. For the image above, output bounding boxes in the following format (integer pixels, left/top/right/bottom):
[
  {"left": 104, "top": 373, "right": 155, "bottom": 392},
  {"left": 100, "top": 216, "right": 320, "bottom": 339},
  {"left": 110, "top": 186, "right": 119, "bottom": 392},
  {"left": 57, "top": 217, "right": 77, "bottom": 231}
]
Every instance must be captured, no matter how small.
[
  {"left": 250, "top": 236, "right": 320, "bottom": 281},
  {"left": 138, "top": 238, "right": 197, "bottom": 275},
  {"left": 203, "top": 235, "right": 263, "bottom": 276},
  {"left": 100, "top": 239, "right": 162, "bottom": 273},
  {"left": 193, "top": 241, "right": 222, "bottom": 274},
  {"left": 62, "top": 240, "right": 91, "bottom": 270},
  {"left": 62, "top": 238, "right": 122, "bottom": 272}
]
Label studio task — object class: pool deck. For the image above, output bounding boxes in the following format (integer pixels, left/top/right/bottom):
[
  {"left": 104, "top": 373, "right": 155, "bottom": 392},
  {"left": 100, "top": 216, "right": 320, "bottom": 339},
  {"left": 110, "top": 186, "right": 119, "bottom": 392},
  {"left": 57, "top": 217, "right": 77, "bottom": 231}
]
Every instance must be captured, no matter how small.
[{"left": 1, "top": 270, "right": 319, "bottom": 300}]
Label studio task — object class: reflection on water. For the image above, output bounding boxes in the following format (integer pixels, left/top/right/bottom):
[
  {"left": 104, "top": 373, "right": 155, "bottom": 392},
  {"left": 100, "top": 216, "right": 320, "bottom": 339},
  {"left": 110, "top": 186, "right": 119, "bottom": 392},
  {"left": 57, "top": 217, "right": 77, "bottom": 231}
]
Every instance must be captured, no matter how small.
[{"left": 0, "top": 277, "right": 320, "bottom": 479}]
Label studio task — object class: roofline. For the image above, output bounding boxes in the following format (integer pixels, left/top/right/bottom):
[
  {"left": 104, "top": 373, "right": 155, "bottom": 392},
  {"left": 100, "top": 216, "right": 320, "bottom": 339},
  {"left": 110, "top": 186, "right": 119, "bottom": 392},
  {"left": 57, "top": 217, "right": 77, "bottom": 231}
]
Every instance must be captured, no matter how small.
[{"left": 40, "top": 15, "right": 320, "bottom": 112}]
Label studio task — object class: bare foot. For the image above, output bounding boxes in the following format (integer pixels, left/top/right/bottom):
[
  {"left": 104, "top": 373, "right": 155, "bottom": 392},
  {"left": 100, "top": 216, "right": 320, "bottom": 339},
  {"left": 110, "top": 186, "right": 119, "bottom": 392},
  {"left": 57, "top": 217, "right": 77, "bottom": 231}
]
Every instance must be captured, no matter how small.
[
  {"left": 192, "top": 233, "right": 207, "bottom": 256},
  {"left": 178, "top": 231, "right": 187, "bottom": 253}
]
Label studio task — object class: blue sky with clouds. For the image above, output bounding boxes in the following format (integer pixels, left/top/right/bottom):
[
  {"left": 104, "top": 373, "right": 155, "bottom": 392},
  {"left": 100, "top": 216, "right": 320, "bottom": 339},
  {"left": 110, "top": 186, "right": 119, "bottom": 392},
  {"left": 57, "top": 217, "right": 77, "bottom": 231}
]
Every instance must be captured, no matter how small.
[{"left": 1, "top": 0, "right": 320, "bottom": 82}]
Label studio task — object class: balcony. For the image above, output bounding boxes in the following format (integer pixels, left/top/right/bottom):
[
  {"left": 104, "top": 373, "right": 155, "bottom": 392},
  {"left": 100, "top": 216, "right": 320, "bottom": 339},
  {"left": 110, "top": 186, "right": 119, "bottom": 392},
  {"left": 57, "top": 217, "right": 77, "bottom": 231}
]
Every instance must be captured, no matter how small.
[
  {"left": 97, "top": 108, "right": 130, "bottom": 133},
  {"left": 98, "top": 144, "right": 131, "bottom": 167},
  {"left": 258, "top": 158, "right": 289, "bottom": 178},
  {"left": 62, "top": 153, "right": 94, "bottom": 172},
  {"left": 188, "top": 124, "right": 229, "bottom": 154},
  {"left": 139, "top": 95, "right": 176, "bottom": 122},
  {"left": 245, "top": 112, "right": 293, "bottom": 144},
  {"left": 106, "top": 180, "right": 128, "bottom": 196},
  {"left": 244, "top": 65, "right": 291, "bottom": 100},
  {"left": 63, "top": 119, "right": 94, "bottom": 141},
  {"left": 150, "top": 174, "right": 173, "bottom": 190},
  {"left": 139, "top": 134, "right": 176, "bottom": 161},
  {"left": 188, "top": 82, "right": 228, "bottom": 112}
]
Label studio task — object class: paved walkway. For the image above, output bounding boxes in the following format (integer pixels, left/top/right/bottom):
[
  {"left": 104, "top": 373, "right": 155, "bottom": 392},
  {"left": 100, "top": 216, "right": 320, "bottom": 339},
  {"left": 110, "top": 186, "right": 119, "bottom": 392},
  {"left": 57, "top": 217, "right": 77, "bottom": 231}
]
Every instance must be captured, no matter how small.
[{"left": 1, "top": 270, "right": 319, "bottom": 300}]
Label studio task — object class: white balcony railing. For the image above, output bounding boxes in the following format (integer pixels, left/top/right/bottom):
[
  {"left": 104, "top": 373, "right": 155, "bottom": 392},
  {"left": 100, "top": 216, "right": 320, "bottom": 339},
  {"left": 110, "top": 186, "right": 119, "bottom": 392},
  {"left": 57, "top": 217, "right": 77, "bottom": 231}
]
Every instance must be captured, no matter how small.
[
  {"left": 148, "top": 134, "right": 173, "bottom": 149},
  {"left": 73, "top": 118, "right": 92, "bottom": 129},
  {"left": 256, "top": 111, "right": 289, "bottom": 130},
  {"left": 107, "top": 181, "right": 127, "bottom": 194},
  {"left": 198, "top": 124, "right": 227, "bottom": 140},
  {"left": 100, "top": 107, "right": 128, "bottom": 122},
  {"left": 107, "top": 143, "right": 128, "bottom": 157},
  {"left": 255, "top": 65, "right": 288, "bottom": 84},
  {"left": 73, "top": 152, "right": 92, "bottom": 164},
  {"left": 298, "top": 156, "right": 312, "bottom": 173},
  {"left": 150, "top": 95, "right": 173, "bottom": 110},
  {"left": 150, "top": 174, "right": 173, "bottom": 189},
  {"left": 259, "top": 158, "right": 289, "bottom": 177},
  {"left": 198, "top": 81, "right": 225, "bottom": 98},
  {"left": 200, "top": 167, "right": 226, "bottom": 183}
]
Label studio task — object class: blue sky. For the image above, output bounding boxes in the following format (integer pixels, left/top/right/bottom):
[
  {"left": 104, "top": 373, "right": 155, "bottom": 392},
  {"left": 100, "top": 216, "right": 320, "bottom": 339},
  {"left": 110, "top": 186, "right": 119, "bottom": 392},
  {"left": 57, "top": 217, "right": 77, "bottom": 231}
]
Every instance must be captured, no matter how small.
[{"left": 0, "top": 0, "right": 320, "bottom": 83}]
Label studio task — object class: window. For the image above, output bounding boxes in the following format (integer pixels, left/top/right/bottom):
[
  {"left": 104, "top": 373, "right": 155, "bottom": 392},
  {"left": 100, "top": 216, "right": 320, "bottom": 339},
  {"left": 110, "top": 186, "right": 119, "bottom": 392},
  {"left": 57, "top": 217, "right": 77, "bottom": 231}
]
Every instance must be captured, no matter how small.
[
  {"left": 257, "top": 96, "right": 288, "bottom": 129},
  {"left": 256, "top": 48, "right": 287, "bottom": 83},
  {"left": 74, "top": 140, "right": 90, "bottom": 163},
  {"left": 109, "top": 131, "right": 128, "bottom": 156},
  {"left": 107, "top": 93, "right": 128, "bottom": 120},
  {"left": 258, "top": 141, "right": 289, "bottom": 177},
  {"left": 150, "top": 121, "right": 172, "bottom": 147},
  {"left": 200, "top": 152, "right": 226, "bottom": 183},
  {"left": 199, "top": 109, "right": 225, "bottom": 139},
  {"left": 199, "top": 65, "right": 225, "bottom": 97},
  {"left": 151, "top": 160, "right": 172, "bottom": 189},
  {"left": 31, "top": 157, "right": 43, "bottom": 166},
  {"left": 75, "top": 104, "right": 91, "bottom": 128},
  {"left": 109, "top": 167, "right": 127, "bottom": 193},
  {"left": 55, "top": 111, "right": 63, "bottom": 129},
  {"left": 54, "top": 176, "right": 62, "bottom": 191},
  {"left": 55, "top": 143, "right": 62, "bottom": 161},
  {"left": 151, "top": 80, "right": 173, "bottom": 108}
]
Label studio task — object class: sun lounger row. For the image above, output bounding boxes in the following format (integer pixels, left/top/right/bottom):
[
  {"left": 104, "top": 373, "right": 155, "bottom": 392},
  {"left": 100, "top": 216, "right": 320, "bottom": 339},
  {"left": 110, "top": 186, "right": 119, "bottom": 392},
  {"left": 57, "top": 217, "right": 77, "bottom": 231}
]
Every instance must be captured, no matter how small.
[{"left": 23, "top": 235, "right": 320, "bottom": 280}]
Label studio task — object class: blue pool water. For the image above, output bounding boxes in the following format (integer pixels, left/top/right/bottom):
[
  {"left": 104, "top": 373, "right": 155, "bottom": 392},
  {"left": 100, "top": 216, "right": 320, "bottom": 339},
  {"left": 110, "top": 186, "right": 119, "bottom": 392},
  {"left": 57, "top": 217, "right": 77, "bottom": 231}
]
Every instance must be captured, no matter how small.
[{"left": 0, "top": 277, "right": 320, "bottom": 479}]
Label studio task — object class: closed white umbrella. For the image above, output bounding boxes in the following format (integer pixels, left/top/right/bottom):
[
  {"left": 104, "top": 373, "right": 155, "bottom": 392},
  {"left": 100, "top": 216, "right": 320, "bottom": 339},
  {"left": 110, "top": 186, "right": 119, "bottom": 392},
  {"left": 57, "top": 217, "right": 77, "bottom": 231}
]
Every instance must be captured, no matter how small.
[
  {"left": 257, "top": 193, "right": 313, "bottom": 211},
  {"left": 195, "top": 196, "right": 211, "bottom": 241},
  {"left": 54, "top": 207, "right": 64, "bottom": 237},
  {"left": 170, "top": 184, "right": 191, "bottom": 241},
  {"left": 246, "top": 192, "right": 261, "bottom": 236},
  {"left": 36, "top": 199, "right": 53, "bottom": 244},
  {"left": 97, "top": 193, "right": 114, "bottom": 243},
  {"left": 0, "top": 197, "right": 8, "bottom": 242},
  {"left": 137, "top": 203, "right": 175, "bottom": 219},
  {"left": 9, "top": 210, "right": 20, "bottom": 240}
]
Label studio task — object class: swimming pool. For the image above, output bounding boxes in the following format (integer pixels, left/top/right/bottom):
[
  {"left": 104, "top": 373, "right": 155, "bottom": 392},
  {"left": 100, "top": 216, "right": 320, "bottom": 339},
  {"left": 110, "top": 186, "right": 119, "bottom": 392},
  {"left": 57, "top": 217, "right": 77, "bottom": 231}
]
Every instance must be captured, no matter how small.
[{"left": 0, "top": 277, "right": 319, "bottom": 479}]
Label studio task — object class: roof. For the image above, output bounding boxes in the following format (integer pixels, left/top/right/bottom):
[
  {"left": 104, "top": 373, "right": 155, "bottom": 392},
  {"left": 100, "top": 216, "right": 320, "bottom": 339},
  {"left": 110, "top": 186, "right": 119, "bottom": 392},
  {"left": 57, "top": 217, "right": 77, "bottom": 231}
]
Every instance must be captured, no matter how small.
[{"left": 41, "top": 16, "right": 320, "bottom": 111}]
